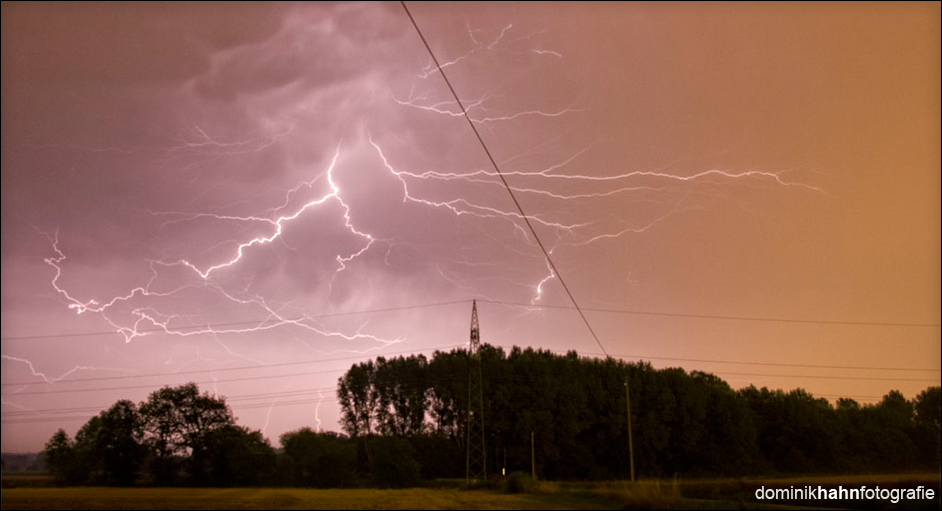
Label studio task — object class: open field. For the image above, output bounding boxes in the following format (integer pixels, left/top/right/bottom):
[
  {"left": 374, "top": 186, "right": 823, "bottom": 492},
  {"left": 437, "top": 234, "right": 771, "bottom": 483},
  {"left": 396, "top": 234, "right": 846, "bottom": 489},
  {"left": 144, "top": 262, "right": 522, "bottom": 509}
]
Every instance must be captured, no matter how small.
[
  {"left": 1, "top": 487, "right": 617, "bottom": 510},
  {"left": 1, "top": 473, "right": 938, "bottom": 510},
  {"left": 0, "top": 473, "right": 50, "bottom": 489},
  {"left": 564, "top": 472, "right": 941, "bottom": 510}
]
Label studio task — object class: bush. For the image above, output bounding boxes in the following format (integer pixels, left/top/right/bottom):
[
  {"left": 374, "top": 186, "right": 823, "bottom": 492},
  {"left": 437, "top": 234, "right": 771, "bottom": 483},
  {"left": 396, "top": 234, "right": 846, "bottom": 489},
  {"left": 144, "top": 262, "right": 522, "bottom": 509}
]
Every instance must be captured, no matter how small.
[
  {"left": 369, "top": 436, "right": 421, "bottom": 488},
  {"left": 505, "top": 471, "right": 536, "bottom": 494},
  {"left": 280, "top": 429, "right": 355, "bottom": 488}
]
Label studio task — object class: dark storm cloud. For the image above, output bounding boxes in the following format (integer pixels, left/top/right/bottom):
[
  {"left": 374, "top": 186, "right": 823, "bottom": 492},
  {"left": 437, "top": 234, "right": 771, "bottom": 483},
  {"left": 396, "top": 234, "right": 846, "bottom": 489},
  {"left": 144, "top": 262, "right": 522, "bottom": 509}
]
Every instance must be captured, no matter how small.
[
  {"left": 2, "top": 0, "right": 550, "bottom": 339},
  {"left": 11, "top": 3, "right": 282, "bottom": 77}
]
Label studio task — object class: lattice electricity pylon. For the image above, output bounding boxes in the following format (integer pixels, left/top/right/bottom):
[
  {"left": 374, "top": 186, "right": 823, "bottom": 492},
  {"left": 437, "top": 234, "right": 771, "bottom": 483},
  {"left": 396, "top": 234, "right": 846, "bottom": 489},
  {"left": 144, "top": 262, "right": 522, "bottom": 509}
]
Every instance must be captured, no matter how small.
[{"left": 466, "top": 299, "right": 487, "bottom": 483}]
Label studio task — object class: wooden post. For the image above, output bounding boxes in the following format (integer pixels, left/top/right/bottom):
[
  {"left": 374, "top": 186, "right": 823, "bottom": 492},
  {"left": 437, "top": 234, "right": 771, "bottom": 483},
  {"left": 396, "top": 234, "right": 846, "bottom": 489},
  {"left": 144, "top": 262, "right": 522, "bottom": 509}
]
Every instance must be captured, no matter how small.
[
  {"left": 625, "top": 380, "right": 635, "bottom": 482},
  {"left": 531, "top": 430, "right": 536, "bottom": 480}
]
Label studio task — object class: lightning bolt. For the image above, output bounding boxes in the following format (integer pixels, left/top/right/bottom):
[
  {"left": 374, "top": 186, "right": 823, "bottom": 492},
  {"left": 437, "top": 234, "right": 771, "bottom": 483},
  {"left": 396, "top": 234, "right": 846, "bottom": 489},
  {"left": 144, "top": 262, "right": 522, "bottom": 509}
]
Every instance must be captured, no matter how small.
[
  {"left": 533, "top": 262, "right": 555, "bottom": 305},
  {"left": 377, "top": 21, "right": 824, "bottom": 302},
  {"left": 26, "top": 16, "right": 820, "bottom": 353},
  {"left": 369, "top": 125, "right": 820, "bottom": 302},
  {"left": 418, "top": 23, "right": 514, "bottom": 79},
  {"left": 4, "top": 11, "right": 825, "bottom": 444},
  {"left": 30, "top": 140, "right": 405, "bottom": 354},
  {"left": 313, "top": 388, "right": 324, "bottom": 432},
  {"left": 178, "top": 145, "right": 375, "bottom": 281},
  {"left": 1, "top": 355, "right": 134, "bottom": 389},
  {"left": 1, "top": 399, "right": 37, "bottom": 413}
]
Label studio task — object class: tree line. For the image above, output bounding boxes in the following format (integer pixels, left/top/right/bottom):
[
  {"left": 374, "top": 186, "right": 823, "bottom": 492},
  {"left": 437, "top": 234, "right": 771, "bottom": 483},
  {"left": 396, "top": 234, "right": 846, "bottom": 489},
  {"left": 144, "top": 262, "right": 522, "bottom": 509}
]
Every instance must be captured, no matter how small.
[
  {"left": 336, "top": 345, "right": 940, "bottom": 480},
  {"left": 44, "top": 345, "right": 940, "bottom": 486},
  {"left": 43, "top": 382, "right": 425, "bottom": 487},
  {"left": 43, "top": 383, "right": 275, "bottom": 486}
]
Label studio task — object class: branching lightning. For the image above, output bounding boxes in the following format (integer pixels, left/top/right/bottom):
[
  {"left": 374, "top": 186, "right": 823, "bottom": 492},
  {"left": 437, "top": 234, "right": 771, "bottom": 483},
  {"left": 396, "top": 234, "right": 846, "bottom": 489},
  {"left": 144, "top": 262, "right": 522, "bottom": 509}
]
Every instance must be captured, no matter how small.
[
  {"left": 376, "top": 19, "right": 823, "bottom": 303},
  {"left": 178, "top": 145, "right": 375, "bottom": 281},
  {"left": 3, "top": 9, "right": 825, "bottom": 446},
  {"left": 20, "top": 12, "right": 820, "bottom": 362},
  {"left": 20, "top": 145, "right": 403, "bottom": 386}
]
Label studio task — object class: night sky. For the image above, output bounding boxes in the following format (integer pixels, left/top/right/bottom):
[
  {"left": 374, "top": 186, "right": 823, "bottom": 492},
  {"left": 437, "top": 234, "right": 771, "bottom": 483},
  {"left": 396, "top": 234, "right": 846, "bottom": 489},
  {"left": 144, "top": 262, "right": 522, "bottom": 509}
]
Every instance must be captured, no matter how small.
[{"left": 2, "top": 2, "right": 939, "bottom": 453}]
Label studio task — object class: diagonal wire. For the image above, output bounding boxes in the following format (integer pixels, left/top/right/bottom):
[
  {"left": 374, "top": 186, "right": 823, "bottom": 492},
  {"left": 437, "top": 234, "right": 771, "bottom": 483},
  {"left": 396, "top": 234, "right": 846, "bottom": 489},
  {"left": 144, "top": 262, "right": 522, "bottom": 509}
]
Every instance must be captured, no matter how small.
[{"left": 400, "top": 1, "right": 609, "bottom": 356}]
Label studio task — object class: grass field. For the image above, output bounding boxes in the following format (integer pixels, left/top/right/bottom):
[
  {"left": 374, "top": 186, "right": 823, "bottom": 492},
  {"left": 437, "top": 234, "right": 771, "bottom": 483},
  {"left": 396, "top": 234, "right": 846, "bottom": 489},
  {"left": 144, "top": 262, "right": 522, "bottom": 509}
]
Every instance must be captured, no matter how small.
[
  {"left": 0, "top": 487, "right": 618, "bottom": 510},
  {"left": 1, "top": 473, "right": 938, "bottom": 510}
]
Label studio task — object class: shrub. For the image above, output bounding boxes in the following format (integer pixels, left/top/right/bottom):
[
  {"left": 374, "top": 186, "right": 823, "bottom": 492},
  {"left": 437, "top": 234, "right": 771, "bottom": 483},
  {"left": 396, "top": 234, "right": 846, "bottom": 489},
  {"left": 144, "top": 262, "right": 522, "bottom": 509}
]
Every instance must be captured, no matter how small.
[
  {"left": 505, "top": 471, "right": 536, "bottom": 494},
  {"left": 369, "top": 436, "right": 421, "bottom": 488}
]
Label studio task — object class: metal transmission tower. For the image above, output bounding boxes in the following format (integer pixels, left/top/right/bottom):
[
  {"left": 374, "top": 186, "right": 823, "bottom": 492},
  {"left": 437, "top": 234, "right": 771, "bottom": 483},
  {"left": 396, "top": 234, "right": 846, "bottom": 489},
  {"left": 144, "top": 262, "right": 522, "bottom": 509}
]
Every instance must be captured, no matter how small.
[{"left": 466, "top": 300, "right": 486, "bottom": 483}]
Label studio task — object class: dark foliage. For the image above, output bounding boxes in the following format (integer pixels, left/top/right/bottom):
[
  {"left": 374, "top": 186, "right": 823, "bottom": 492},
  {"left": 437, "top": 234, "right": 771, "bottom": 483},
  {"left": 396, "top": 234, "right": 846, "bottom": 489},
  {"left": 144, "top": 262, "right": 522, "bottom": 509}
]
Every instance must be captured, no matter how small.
[
  {"left": 43, "top": 430, "right": 83, "bottom": 485},
  {"left": 367, "top": 435, "right": 421, "bottom": 488},
  {"left": 197, "top": 425, "right": 277, "bottom": 487},
  {"left": 336, "top": 344, "right": 941, "bottom": 479},
  {"left": 139, "top": 382, "right": 235, "bottom": 485},
  {"left": 43, "top": 383, "right": 273, "bottom": 487},
  {"left": 280, "top": 428, "right": 356, "bottom": 488},
  {"left": 504, "top": 471, "right": 536, "bottom": 493},
  {"left": 41, "top": 350, "right": 941, "bottom": 488}
]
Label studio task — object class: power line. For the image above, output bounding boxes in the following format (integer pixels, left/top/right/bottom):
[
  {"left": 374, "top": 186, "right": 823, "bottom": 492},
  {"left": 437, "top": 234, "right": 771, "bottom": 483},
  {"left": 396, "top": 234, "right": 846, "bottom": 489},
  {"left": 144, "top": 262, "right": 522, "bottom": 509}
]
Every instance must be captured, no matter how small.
[
  {"left": 1, "top": 416, "right": 96, "bottom": 425},
  {"left": 2, "top": 293, "right": 934, "bottom": 345},
  {"left": 0, "top": 368, "right": 347, "bottom": 397},
  {"left": 489, "top": 344, "right": 939, "bottom": 373},
  {"left": 0, "top": 300, "right": 470, "bottom": 342},
  {"left": 568, "top": 349, "right": 941, "bottom": 373},
  {"left": 1, "top": 375, "right": 467, "bottom": 424},
  {"left": 716, "top": 372, "right": 938, "bottom": 383},
  {"left": 0, "top": 396, "right": 347, "bottom": 425},
  {"left": 1, "top": 362, "right": 464, "bottom": 400},
  {"left": 400, "top": 1, "right": 609, "bottom": 357},
  {"left": 480, "top": 299, "right": 941, "bottom": 329},
  {"left": 1, "top": 388, "right": 342, "bottom": 418},
  {"left": 1, "top": 389, "right": 895, "bottom": 427},
  {"left": 4, "top": 357, "right": 936, "bottom": 400},
  {"left": 1, "top": 348, "right": 471, "bottom": 397},
  {"left": 1, "top": 344, "right": 464, "bottom": 387},
  {"left": 492, "top": 344, "right": 940, "bottom": 373},
  {"left": 0, "top": 367, "right": 911, "bottom": 419},
  {"left": 1, "top": 371, "right": 925, "bottom": 425},
  {"left": 4, "top": 339, "right": 938, "bottom": 397},
  {"left": 3, "top": 345, "right": 933, "bottom": 425},
  {"left": 0, "top": 388, "right": 898, "bottom": 427}
]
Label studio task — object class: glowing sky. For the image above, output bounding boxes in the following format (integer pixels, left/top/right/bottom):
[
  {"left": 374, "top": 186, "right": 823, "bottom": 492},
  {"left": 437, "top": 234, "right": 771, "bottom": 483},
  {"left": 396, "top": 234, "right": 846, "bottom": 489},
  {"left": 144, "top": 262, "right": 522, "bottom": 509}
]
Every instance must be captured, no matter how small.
[{"left": 2, "top": 2, "right": 939, "bottom": 453}]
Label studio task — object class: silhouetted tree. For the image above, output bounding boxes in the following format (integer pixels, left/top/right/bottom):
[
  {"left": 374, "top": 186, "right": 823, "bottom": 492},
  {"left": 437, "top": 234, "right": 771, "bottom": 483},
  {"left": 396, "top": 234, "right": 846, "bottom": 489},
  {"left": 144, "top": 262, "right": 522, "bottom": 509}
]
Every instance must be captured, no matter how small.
[
  {"left": 43, "top": 429, "right": 82, "bottom": 485},
  {"left": 426, "top": 348, "right": 468, "bottom": 441},
  {"left": 139, "top": 383, "right": 234, "bottom": 485},
  {"left": 868, "top": 390, "right": 917, "bottom": 470},
  {"left": 370, "top": 355, "right": 430, "bottom": 436},
  {"left": 914, "top": 386, "right": 942, "bottom": 430},
  {"left": 912, "top": 386, "right": 941, "bottom": 467},
  {"left": 199, "top": 425, "right": 276, "bottom": 486},
  {"left": 368, "top": 435, "right": 420, "bottom": 487},
  {"left": 337, "top": 361, "right": 376, "bottom": 438},
  {"left": 280, "top": 428, "right": 355, "bottom": 487},
  {"left": 72, "top": 400, "right": 144, "bottom": 486}
]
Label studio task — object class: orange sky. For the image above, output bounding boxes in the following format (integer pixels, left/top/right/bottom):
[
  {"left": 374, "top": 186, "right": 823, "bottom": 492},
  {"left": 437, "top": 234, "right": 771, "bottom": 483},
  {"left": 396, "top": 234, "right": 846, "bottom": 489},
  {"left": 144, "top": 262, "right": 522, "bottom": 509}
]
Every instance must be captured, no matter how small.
[{"left": 2, "top": 2, "right": 939, "bottom": 452}]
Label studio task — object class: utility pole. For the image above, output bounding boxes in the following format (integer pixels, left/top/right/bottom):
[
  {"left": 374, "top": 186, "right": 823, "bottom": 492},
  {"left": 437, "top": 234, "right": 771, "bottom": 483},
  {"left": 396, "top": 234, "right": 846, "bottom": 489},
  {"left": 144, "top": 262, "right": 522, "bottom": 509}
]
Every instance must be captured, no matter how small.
[
  {"left": 466, "top": 300, "right": 486, "bottom": 483},
  {"left": 625, "top": 380, "right": 635, "bottom": 482},
  {"left": 530, "top": 430, "right": 536, "bottom": 480}
]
